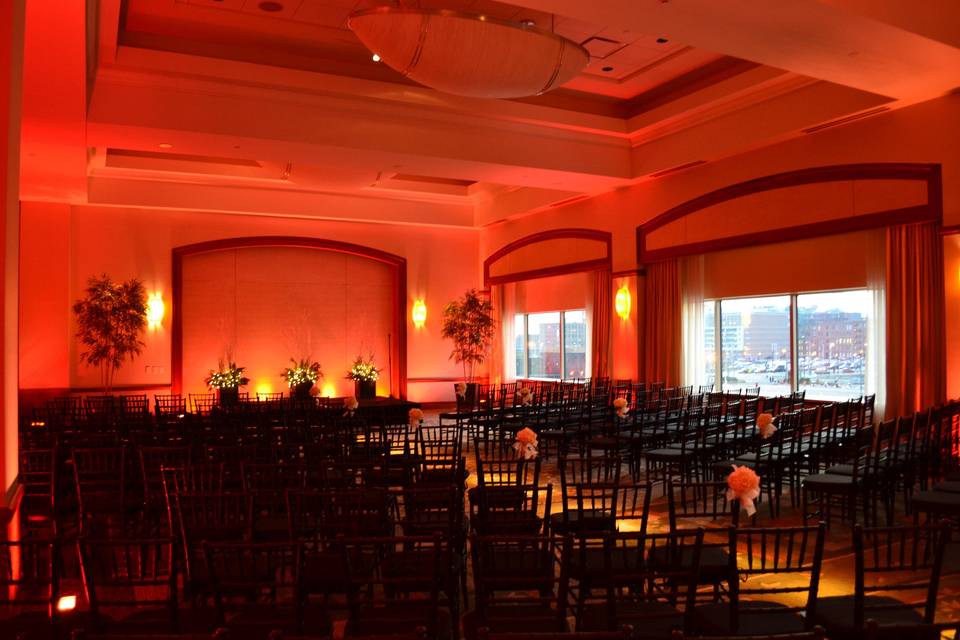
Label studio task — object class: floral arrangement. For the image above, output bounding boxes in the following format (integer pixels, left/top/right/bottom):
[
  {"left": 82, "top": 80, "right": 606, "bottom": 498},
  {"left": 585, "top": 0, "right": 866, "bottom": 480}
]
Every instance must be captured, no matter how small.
[
  {"left": 281, "top": 358, "right": 323, "bottom": 388},
  {"left": 205, "top": 360, "right": 249, "bottom": 389},
  {"left": 726, "top": 464, "right": 761, "bottom": 516},
  {"left": 613, "top": 397, "right": 629, "bottom": 418},
  {"left": 513, "top": 427, "right": 538, "bottom": 460},
  {"left": 346, "top": 354, "right": 381, "bottom": 383},
  {"left": 757, "top": 412, "right": 777, "bottom": 439},
  {"left": 409, "top": 408, "right": 424, "bottom": 428},
  {"left": 455, "top": 382, "right": 467, "bottom": 399},
  {"left": 343, "top": 395, "right": 359, "bottom": 416},
  {"left": 518, "top": 387, "right": 533, "bottom": 406}
]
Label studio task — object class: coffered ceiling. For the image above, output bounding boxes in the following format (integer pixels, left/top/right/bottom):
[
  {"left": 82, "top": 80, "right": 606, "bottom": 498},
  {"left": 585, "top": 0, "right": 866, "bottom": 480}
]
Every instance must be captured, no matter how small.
[{"left": 18, "top": 0, "right": 960, "bottom": 227}]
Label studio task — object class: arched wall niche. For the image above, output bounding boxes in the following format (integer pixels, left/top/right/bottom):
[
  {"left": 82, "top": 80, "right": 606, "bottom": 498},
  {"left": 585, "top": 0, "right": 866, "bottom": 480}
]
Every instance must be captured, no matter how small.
[
  {"left": 637, "top": 163, "right": 942, "bottom": 263},
  {"left": 172, "top": 236, "right": 407, "bottom": 398}
]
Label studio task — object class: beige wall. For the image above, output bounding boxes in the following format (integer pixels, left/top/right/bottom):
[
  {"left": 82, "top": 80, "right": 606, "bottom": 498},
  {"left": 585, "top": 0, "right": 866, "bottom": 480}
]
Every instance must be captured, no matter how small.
[
  {"left": 481, "top": 95, "right": 960, "bottom": 396},
  {"left": 20, "top": 203, "right": 481, "bottom": 403}
]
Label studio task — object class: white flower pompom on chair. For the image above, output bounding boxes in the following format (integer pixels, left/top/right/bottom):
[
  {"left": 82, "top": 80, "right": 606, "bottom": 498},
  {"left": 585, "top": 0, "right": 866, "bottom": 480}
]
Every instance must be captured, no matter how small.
[
  {"left": 409, "top": 407, "right": 424, "bottom": 428},
  {"left": 757, "top": 412, "right": 777, "bottom": 439},
  {"left": 343, "top": 395, "right": 359, "bottom": 417},
  {"left": 513, "top": 427, "right": 538, "bottom": 460},
  {"left": 613, "top": 397, "right": 630, "bottom": 419}
]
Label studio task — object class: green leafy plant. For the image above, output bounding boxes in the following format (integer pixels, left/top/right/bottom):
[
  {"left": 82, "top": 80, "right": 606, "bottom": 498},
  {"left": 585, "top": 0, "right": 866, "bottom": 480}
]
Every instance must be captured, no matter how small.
[
  {"left": 281, "top": 358, "right": 322, "bottom": 388},
  {"left": 441, "top": 289, "right": 496, "bottom": 383},
  {"left": 346, "top": 353, "right": 381, "bottom": 383},
  {"left": 205, "top": 360, "right": 249, "bottom": 390},
  {"left": 73, "top": 274, "right": 148, "bottom": 393}
]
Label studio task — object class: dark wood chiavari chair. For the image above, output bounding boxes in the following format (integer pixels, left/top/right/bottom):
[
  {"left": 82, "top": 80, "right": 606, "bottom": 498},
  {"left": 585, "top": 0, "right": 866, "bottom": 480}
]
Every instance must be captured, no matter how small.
[
  {"left": 204, "top": 540, "right": 330, "bottom": 640},
  {"left": 693, "top": 523, "right": 826, "bottom": 637},
  {"left": 576, "top": 529, "right": 707, "bottom": 638},
  {"left": 0, "top": 536, "right": 62, "bottom": 640},
  {"left": 19, "top": 445, "right": 57, "bottom": 533},
  {"left": 811, "top": 522, "right": 952, "bottom": 640},
  {"left": 77, "top": 537, "right": 180, "bottom": 634},
  {"left": 660, "top": 479, "right": 741, "bottom": 594},
  {"left": 464, "top": 534, "right": 572, "bottom": 640}
]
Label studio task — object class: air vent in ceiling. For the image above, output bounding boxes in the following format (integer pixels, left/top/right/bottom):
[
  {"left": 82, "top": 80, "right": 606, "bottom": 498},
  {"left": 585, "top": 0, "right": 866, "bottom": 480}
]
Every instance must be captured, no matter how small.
[
  {"left": 107, "top": 149, "right": 261, "bottom": 167},
  {"left": 802, "top": 107, "right": 891, "bottom": 135},
  {"left": 549, "top": 194, "right": 591, "bottom": 208},
  {"left": 581, "top": 36, "right": 625, "bottom": 59},
  {"left": 390, "top": 174, "right": 476, "bottom": 187},
  {"left": 648, "top": 160, "right": 707, "bottom": 179}
]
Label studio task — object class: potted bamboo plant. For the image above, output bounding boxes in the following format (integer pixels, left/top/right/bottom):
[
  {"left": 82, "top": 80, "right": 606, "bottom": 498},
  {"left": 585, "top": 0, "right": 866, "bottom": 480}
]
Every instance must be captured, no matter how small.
[
  {"left": 441, "top": 289, "right": 495, "bottom": 406},
  {"left": 281, "top": 358, "right": 322, "bottom": 401},
  {"left": 346, "top": 354, "right": 381, "bottom": 401},
  {"left": 205, "top": 360, "right": 249, "bottom": 405},
  {"left": 73, "top": 274, "right": 148, "bottom": 394}
]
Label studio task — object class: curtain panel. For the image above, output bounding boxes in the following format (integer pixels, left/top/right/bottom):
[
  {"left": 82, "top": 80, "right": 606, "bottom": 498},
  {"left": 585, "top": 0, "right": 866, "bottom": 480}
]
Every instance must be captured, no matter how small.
[
  {"left": 884, "top": 221, "right": 946, "bottom": 417},
  {"left": 680, "top": 255, "right": 706, "bottom": 389},
  {"left": 642, "top": 259, "right": 682, "bottom": 386},
  {"left": 590, "top": 270, "right": 612, "bottom": 379}
]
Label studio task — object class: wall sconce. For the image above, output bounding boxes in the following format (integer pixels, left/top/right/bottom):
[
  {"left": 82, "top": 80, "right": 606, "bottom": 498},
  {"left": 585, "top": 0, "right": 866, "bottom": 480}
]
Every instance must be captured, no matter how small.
[
  {"left": 146, "top": 292, "right": 165, "bottom": 329},
  {"left": 412, "top": 299, "right": 427, "bottom": 328},
  {"left": 614, "top": 286, "right": 631, "bottom": 320}
]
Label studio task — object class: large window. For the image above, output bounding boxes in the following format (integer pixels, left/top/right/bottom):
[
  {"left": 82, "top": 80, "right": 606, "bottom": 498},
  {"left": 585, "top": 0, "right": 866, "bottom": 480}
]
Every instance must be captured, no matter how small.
[
  {"left": 514, "top": 310, "right": 588, "bottom": 380},
  {"left": 701, "top": 290, "right": 871, "bottom": 400}
]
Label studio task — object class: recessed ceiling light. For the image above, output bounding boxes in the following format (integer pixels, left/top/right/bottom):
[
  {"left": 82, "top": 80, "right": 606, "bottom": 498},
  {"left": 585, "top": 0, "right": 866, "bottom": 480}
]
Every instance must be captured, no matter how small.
[
  {"left": 656, "top": 37, "right": 669, "bottom": 43},
  {"left": 519, "top": 19, "right": 535, "bottom": 27},
  {"left": 158, "top": 143, "right": 173, "bottom": 149},
  {"left": 258, "top": 1, "right": 283, "bottom": 12},
  {"left": 372, "top": 53, "right": 381, "bottom": 62},
  {"left": 601, "top": 66, "right": 614, "bottom": 72}
]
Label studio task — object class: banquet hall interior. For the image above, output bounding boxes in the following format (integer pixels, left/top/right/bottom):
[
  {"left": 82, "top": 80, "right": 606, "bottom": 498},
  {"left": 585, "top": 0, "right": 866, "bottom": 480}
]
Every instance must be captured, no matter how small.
[{"left": 3, "top": 0, "right": 960, "bottom": 639}]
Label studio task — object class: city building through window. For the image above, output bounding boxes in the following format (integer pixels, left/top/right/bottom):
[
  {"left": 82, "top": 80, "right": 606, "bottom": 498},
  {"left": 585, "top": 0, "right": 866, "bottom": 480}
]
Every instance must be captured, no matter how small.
[
  {"left": 514, "top": 310, "right": 588, "bottom": 380},
  {"left": 702, "top": 290, "right": 872, "bottom": 400}
]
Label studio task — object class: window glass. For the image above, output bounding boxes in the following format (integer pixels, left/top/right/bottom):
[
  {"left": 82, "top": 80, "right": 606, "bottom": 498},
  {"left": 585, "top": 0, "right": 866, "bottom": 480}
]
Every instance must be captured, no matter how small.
[
  {"left": 563, "top": 310, "right": 587, "bottom": 379},
  {"left": 514, "top": 314, "right": 525, "bottom": 378},
  {"left": 797, "top": 290, "right": 870, "bottom": 401},
  {"left": 719, "top": 296, "right": 791, "bottom": 396},
  {"left": 703, "top": 301, "right": 716, "bottom": 391},
  {"left": 526, "top": 312, "right": 562, "bottom": 379},
  {"left": 511, "top": 309, "right": 588, "bottom": 380}
]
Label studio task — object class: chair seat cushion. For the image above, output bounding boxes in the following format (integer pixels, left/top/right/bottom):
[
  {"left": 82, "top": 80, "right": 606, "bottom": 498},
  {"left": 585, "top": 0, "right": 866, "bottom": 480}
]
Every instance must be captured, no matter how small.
[
  {"left": 569, "top": 546, "right": 642, "bottom": 579},
  {"left": 825, "top": 463, "right": 855, "bottom": 476},
  {"left": 346, "top": 603, "right": 448, "bottom": 640},
  {"left": 933, "top": 481, "right": 960, "bottom": 494},
  {"left": 648, "top": 544, "right": 731, "bottom": 583},
  {"left": 549, "top": 510, "right": 615, "bottom": 535},
  {"left": 911, "top": 490, "right": 960, "bottom": 513},
  {"left": 461, "top": 605, "right": 566, "bottom": 640},
  {"left": 469, "top": 486, "right": 525, "bottom": 509},
  {"left": 803, "top": 473, "right": 856, "bottom": 489},
  {"left": 810, "top": 595, "right": 933, "bottom": 640},
  {"left": 579, "top": 601, "right": 682, "bottom": 639},
  {"left": 473, "top": 511, "right": 544, "bottom": 535},
  {"left": 645, "top": 448, "right": 687, "bottom": 459},
  {"left": 694, "top": 600, "right": 806, "bottom": 636}
]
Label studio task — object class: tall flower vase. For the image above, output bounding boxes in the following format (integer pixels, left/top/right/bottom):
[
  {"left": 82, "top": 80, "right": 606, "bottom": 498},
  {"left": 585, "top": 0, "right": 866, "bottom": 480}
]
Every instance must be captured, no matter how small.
[
  {"left": 465, "top": 382, "right": 479, "bottom": 409},
  {"left": 218, "top": 387, "right": 239, "bottom": 406},
  {"left": 293, "top": 381, "right": 313, "bottom": 401},
  {"left": 355, "top": 379, "right": 377, "bottom": 400}
]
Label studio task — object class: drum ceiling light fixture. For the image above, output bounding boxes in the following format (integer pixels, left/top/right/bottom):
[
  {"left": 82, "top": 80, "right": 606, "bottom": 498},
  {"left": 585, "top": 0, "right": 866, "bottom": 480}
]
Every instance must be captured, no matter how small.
[{"left": 348, "top": 7, "right": 590, "bottom": 99}]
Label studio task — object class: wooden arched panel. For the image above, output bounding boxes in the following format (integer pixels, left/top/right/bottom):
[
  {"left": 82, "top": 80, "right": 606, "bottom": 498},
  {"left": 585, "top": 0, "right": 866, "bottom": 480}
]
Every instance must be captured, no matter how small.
[
  {"left": 484, "top": 228, "right": 612, "bottom": 287},
  {"left": 637, "top": 163, "right": 942, "bottom": 264}
]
